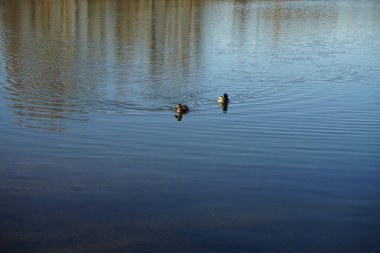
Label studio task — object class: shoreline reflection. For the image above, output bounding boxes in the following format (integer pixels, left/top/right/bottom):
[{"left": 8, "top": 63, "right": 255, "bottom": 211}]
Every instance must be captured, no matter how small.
[{"left": 0, "top": 0, "right": 375, "bottom": 131}]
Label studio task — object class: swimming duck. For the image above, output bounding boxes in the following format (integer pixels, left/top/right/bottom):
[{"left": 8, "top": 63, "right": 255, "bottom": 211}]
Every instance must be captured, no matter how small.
[
  {"left": 175, "top": 104, "right": 189, "bottom": 113},
  {"left": 217, "top": 93, "right": 229, "bottom": 103}
]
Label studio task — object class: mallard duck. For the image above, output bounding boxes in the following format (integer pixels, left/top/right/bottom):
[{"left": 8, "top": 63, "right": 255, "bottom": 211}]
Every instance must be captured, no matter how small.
[
  {"left": 175, "top": 104, "right": 189, "bottom": 113},
  {"left": 217, "top": 93, "right": 229, "bottom": 103}
]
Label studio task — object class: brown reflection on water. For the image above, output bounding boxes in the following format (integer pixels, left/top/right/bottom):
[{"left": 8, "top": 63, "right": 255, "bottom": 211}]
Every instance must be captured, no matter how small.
[
  {"left": 0, "top": 0, "right": 205, "bottom": 131},
  {"left": 0, "top": 0, "right": 365, "bottom": 131},
  {"left": 1, "top": 0, "right": 83, "bottom": 131}
]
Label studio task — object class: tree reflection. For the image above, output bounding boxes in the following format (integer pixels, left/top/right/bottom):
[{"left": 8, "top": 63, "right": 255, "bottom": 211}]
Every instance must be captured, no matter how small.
[
  {"left": 0, "top": 0, "right": 204, "bottom": 131},
  {"left": 0, "top": 0, "right": 363, "bottom": 131}
]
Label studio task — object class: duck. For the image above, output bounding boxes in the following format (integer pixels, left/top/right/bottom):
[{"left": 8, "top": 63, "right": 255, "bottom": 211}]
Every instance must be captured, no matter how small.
[
  {"left": 217, "top": 93, "right": 229, "bottom": 103},
  {"left": 175, "top": 104, "right": 189, "bottom": 113}
]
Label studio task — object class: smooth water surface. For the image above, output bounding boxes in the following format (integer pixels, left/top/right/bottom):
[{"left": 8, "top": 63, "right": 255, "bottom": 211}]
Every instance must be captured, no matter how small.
[{"left": 0, "top": 1, "right": 380, "bottom": 252}]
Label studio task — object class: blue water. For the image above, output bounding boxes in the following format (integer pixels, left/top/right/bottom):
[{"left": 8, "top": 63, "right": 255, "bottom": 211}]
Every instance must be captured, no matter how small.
[{"left": 0, "top": 1, "right": 379, "bottom": 252}]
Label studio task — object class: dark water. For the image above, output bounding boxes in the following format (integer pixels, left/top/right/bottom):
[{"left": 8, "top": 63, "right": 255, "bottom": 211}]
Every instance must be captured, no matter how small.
[{"left": 1, "top": 0, "right": 380, "bottom": 252}]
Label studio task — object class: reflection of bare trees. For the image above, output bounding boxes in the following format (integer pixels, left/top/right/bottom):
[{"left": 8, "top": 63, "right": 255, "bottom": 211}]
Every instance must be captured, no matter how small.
[
  {"left": 0, "top": 0, "right": 81, "bottom": 131},
  {"left": 0, "top": 0, "right": 204, "bottom": 131},
  {"left": 0, "top": 0, "right": 370, "bottom": 131}
]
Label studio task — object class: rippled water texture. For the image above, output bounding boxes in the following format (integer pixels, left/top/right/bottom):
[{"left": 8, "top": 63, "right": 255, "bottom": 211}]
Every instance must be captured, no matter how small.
[{"left": 0, "top": 1, "right": 380, "bottom": 252}]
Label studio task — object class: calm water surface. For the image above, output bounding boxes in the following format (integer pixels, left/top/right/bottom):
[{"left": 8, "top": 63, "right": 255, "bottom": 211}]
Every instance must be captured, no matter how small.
[{"left": 0, "top": 0, "right": 380, "bottom": 252}]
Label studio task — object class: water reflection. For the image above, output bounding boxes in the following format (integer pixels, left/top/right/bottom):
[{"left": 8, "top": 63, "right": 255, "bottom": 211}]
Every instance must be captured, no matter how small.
[
  {"left": 0, "top": 0, "right": 205, "bottom": 130},
  {"left": 220, "top": 103, "right": 229, "bottom": 113},
  {"left": 174, "top": 112, "right": 185, "bottom": 121},
  {"left": 0, "top": 0, "right": 378, "bottom": 131}
]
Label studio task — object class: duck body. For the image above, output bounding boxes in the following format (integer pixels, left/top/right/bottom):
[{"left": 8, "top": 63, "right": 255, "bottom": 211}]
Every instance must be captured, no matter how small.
[
  {"left": 175, "top": 104, "right": 189, "bottom": 113},
  {"left": 217, "top": 93, "right": 229, "bottom": 103}
]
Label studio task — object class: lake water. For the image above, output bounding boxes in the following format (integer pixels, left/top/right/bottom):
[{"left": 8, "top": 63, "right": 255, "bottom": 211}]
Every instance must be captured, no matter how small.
[{"left": 0, "top": 0, "right": 379, "bottom": 252}]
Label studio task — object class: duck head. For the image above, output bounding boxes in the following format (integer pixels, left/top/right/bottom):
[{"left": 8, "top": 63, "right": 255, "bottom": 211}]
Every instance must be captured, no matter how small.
[
  {"left": 175, "top": 104, "right": 183, "bottom": 112},
  {"left": 175, "top": 104, "right": 188, "bottom": 113}
]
